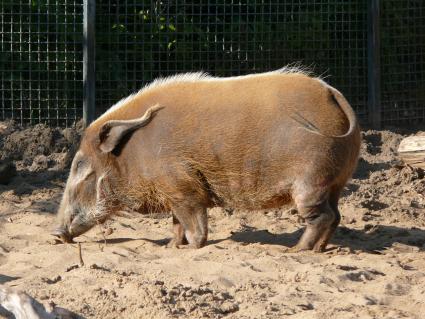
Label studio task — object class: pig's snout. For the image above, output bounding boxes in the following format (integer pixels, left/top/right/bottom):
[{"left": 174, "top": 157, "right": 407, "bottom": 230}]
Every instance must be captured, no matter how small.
[
  {"left": 52, "top": 208, "right": 99, "bottom": 243},
  {"left": 51, "top": 226, "right": 74, "bottom": 243}
]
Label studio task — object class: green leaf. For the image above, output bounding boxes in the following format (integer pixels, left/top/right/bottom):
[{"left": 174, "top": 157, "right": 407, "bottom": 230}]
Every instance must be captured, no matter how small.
[{"left": 168, "top": 24, "right": 176, "bottom": 31}]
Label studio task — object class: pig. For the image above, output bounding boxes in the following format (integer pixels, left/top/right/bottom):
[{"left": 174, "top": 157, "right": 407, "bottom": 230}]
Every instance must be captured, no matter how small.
[{"left": 53, "top": 67, "right": 360, "bottom": 252}]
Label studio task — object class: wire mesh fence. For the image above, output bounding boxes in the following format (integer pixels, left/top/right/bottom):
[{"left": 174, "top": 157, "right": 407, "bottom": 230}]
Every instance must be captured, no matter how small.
[
  {"left": 380, "top": 0, "right": 425, "bottom": 125},
  {"left": 0, "top": 0, "right": 424, "bottom": 127},
  {"left": 95, "top": 0, "right": 368, "bottom": 121},
  {"left": 1, "top": 0, "right": 83, "bottom": 126}
]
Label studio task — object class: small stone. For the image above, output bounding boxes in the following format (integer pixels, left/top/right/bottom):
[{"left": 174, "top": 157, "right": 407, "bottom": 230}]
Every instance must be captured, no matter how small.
[
  {"left": 336, "top": 265, "right": 358, "bottom": 271},
  {"left": 362, "top": 215, "right": 372, "bottom": 221},
  {"left": 363, "top": 295, "right": 378, "bottom": 305},
  {"left": 103, "top": 228, "right": 113, "bottom": 236},
  {"left": 41, "top": 275, "right": 62, "bottom": 284},
  {"left": 89, "top": 263, "right": 106, "bottom": 270},
  {"left": 364, "top": 224, "right": 374, "bottom": 231},
  {"left": 65, "top": 264, "right": 79, "bottom": 272},
  {"left": 297, "top": 303, "right": 314, "bottom": 310},
  {"left": 38, "top": 294, "right": 49, "bottom": 300},
  {"left": 219, "top": 301, "right": 239, "bottom": 314},
  {"left": 346, "top": 218, "right": 356, "bottom": 224},
  {"left": 269, "top": 305, "right": 279, "bottom": 312}
]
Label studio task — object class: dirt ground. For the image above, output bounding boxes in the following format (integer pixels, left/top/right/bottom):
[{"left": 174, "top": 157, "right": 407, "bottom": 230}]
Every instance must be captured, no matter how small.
[{"left": 0, "top": 120, "right": 424, "bottom": 319}]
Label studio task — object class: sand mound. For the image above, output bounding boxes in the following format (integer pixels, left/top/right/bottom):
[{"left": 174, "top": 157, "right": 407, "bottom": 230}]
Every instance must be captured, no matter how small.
[{"left": 0, "top": 120, "right": 83, "bottom": 173}]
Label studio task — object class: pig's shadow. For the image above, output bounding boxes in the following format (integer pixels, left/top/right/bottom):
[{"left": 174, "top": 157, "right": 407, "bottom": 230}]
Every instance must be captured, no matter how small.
[
  {"left": 0, "top": 274, "right": 19, "bottom": 284},
  {"left": 225, "top": 225, "right": 425, "bottom": 252},
  {"left": 99, "top": 225, "right": 425, "bottom": 253}
]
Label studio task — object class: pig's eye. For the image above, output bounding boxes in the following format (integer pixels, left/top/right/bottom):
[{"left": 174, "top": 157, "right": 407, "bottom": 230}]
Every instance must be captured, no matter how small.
[{"left": 76, "top": 160, "right": 84, "bottom": 170}]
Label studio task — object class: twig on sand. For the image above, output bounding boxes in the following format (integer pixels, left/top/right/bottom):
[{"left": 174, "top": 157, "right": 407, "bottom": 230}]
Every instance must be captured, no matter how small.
[
  {"left": 97, "top": 223, "right": 106, "bottom": 252},
  {"left": 78, "top": 243, "right": 84, "bottom": 267},
  {"left": 100, "top": 228, "right": 107, "bottom": 247}
]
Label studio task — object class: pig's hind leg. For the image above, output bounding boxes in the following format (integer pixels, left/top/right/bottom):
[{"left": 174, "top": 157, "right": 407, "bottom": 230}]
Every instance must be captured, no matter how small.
[
  {"left": 311, "top": 189, "right": 342, "bottom": 251},
  {"left": 289, "top": 184, "right": 339, "bottom": 252},
  {"left": 171, "top": 205, "right": 208, "bottom": 249},
  {"left": 167, "top": 215, "right": 188, "bottom": 248}
]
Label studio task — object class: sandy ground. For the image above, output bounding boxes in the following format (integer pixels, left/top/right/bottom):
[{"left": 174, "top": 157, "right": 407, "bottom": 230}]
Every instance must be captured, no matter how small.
[{"left": 0, "top": 122, "right": 424, "bottom": 319}]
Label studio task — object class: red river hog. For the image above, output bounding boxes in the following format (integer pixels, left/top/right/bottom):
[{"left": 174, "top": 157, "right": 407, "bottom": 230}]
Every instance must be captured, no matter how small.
[{"left": 53, "top": 68, "right": 360, "bottom": 252}]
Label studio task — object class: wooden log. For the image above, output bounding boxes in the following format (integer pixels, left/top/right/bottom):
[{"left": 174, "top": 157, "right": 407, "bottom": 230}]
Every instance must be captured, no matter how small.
[
  {"left": 397, "top": 136, "right": 425, "bottom": 169},
  {"left": 0, "top": 285, "right": 55, "bottom": 319},
  {"left": 0, "top": 285, "right": 78, "bottom": 319}
]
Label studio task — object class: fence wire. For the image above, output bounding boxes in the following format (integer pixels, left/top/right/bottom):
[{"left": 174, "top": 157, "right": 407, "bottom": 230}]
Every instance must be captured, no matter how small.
[
  {"left": 380, "top": 0, "right": 425, "bottom": 125},
  {"left": 0, "top": 0, "right": 83, "bottom": 126},
  {"left": 95, "top": 0, "right": 368, "bottom": 121},
  {"left": 0, "top": 0, "right": 424, "bottom": 127}
]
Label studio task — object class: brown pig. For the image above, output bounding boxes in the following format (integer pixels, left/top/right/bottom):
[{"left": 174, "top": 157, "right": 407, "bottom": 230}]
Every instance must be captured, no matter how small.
[{"left": 53, "top": 68, "right": 360, "bottom": 252}]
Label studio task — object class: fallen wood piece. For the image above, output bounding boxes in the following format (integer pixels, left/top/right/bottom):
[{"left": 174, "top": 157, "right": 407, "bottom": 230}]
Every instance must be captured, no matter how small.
[
  {"left": 0, "top": 285, "right": 55, "bottom": 319},
  {"left": 0, "top": 285, "right": 79, "bottom": 319},
  {"left": 397, "top": 135, "right": 425, "bottom": 169}
]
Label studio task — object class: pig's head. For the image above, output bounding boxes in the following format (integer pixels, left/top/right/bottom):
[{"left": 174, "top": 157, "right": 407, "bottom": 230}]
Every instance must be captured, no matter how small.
[
  {"left": 52, "top": 105, "right": 163, "bottom": 243},
  {"left": 52, "top": 134, "right": 119, "bottom": 243}
]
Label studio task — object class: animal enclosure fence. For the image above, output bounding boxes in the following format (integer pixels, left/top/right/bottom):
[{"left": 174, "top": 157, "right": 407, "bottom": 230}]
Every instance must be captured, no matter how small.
[{"left": 1, "top": 0, "right": 424, "bottom": 127}]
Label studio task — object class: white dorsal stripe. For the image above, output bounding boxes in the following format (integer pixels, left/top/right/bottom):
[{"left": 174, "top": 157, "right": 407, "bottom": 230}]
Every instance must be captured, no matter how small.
[{"left": 93, "top": 65, "right": 313, "bottom": 126}]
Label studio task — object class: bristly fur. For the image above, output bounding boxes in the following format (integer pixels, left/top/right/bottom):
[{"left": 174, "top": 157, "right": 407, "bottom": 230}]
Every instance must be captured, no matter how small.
[
  {"left": 95, "top": 72, "right": 211, "bottom": 123},
  {"left": 274, "top": 62, "right": 314, "bottom": 77},
  {"left": 175, "top": 155, "right": 293, "bottom": 210},
  {"left": 94, "top": 64, "right": 316, "bottom": 125},
  {"left": 83, "top": 170, "right": 119, "bottom": 223},
  {"left": 114, "top": 176, "right": 172, "bottom": 216},
  {"left": 91, "top": 156, "right": 292, "bottom": 217}
]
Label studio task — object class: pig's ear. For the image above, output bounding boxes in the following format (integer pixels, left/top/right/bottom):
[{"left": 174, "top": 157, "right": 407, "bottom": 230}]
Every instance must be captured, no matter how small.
[{"left": 98, "top": 104, "right": 163, "bottom": 153}]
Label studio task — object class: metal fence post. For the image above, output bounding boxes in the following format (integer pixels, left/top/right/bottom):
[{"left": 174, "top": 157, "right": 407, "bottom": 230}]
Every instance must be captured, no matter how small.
[
  {"left": 83, "top": 0, "right": 95, "bottom": 126},
  {"left": 367, "top": 0, "right": 381, "bottom": 128}
]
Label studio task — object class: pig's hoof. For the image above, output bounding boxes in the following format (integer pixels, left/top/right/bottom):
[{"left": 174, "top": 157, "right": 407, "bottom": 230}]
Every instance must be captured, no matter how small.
[
  {"left": 313, "top": 243, "right": 327, "bottom": 253},
  {"left": 166, "top": 239, "right": 182, "bottom": 248},
  {"left": 285, "top": 246, "right": 301, "bottom": 253},
  {"left": 49, "top": 238, "right": 63, "bottom": 245},
  {"left": 176, "top": 243, "right": 202, "bottom": 249},
  {"left": 166, "top": 241, "right": 177, "bottom": 248},
  {"left": 176, "top": 244, "right": 191, "bottom": 249},
  {"left": 285, "top": 245, "right": 310, "bottom": 253}
]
